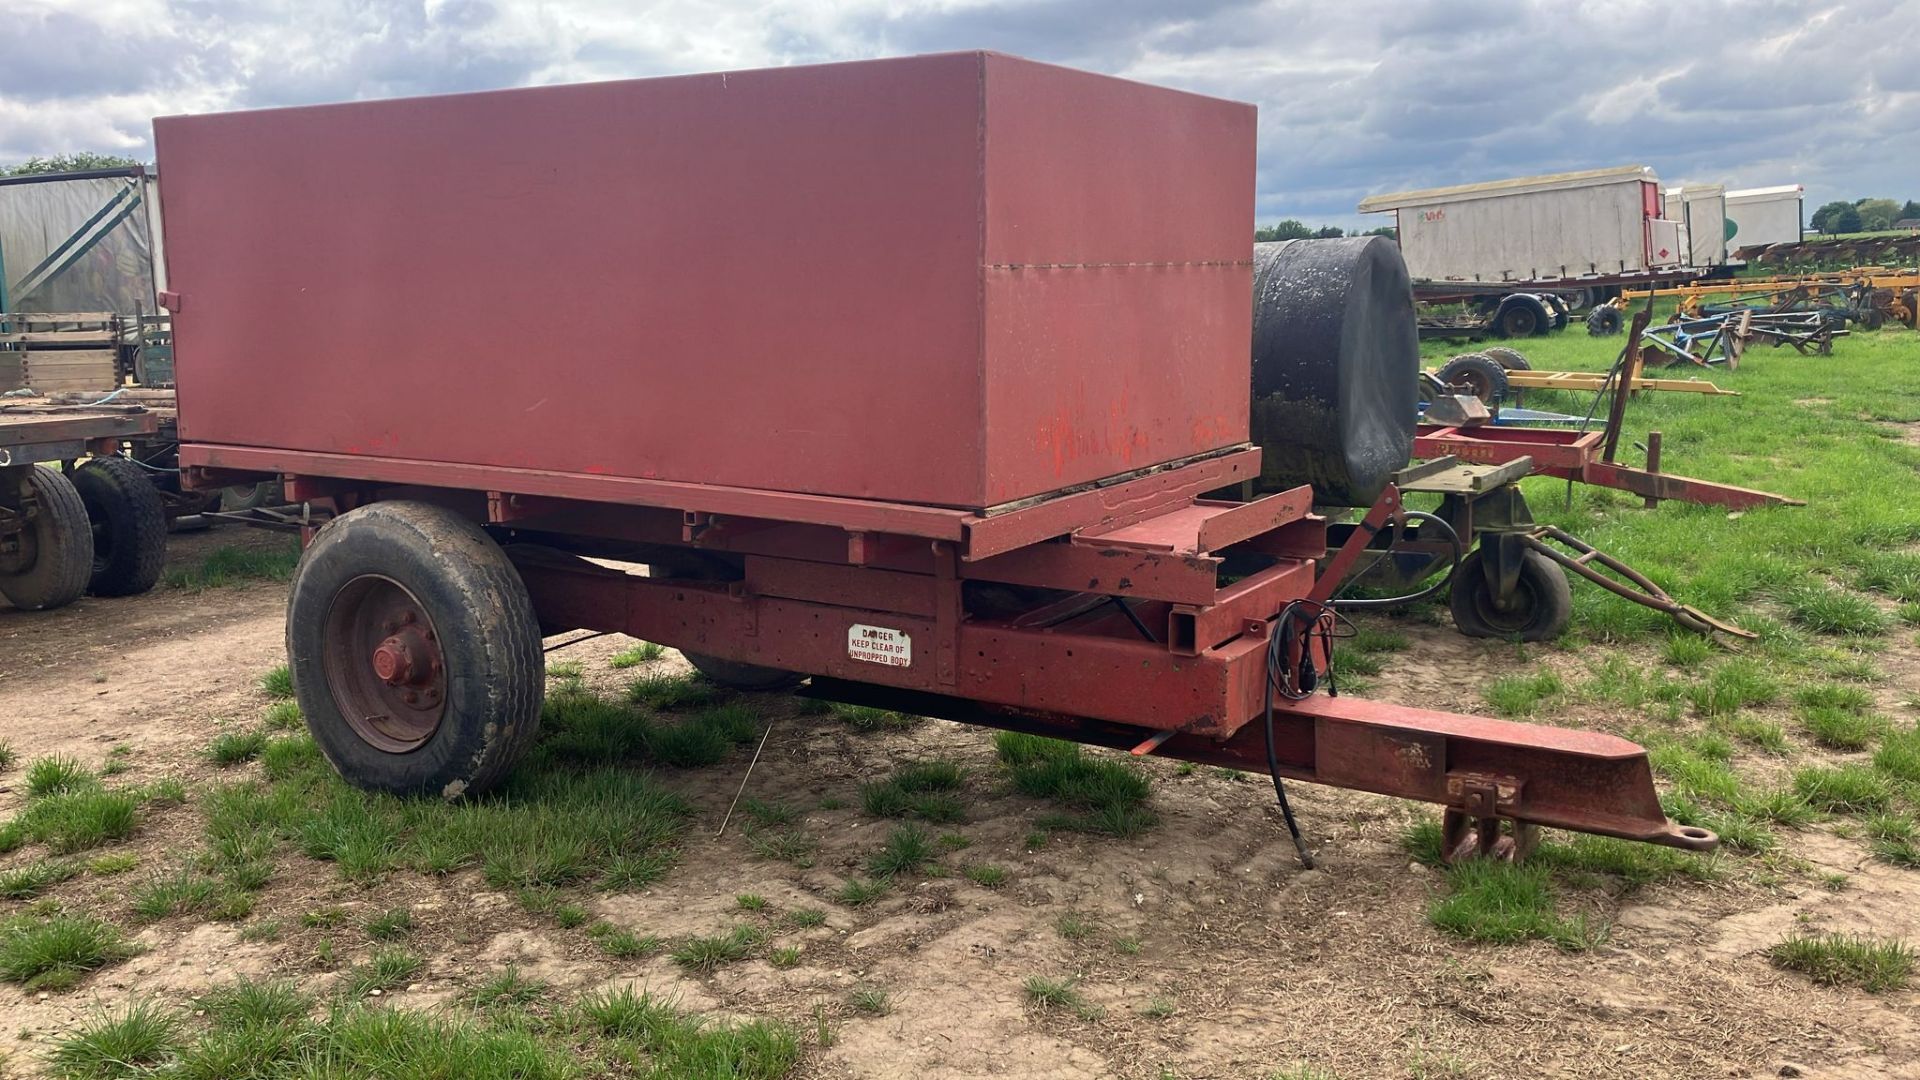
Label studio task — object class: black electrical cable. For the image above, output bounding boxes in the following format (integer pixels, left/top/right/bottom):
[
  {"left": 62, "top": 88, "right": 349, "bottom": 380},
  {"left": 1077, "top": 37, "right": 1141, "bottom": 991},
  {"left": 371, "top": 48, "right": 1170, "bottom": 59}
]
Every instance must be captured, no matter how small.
[{"left": 1259, "top": 509, "right": 1466, "bottom": 869}]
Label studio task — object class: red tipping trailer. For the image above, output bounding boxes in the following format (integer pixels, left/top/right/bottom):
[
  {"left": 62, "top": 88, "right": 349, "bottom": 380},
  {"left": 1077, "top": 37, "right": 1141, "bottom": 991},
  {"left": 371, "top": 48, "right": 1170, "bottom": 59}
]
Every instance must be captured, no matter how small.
[{"left": 159, "top": 53, "right": 1709, "bottom": 864}]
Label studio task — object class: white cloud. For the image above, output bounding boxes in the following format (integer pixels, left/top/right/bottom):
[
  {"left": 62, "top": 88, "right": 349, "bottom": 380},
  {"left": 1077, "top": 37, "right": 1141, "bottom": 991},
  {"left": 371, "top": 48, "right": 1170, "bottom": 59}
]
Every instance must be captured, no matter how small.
[{"left": 3, "top": 0, "right": 1916, "bottom": 225}]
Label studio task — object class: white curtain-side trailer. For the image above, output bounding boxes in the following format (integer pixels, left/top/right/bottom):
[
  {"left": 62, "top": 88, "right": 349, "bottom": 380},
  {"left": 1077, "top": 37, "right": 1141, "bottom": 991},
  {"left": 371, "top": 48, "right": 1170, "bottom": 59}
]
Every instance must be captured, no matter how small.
[
  {"left": 1662, "top": 184, "right": 1729, "bottom": 268},
  {"left": 1357, "top": 165, "right": 1684, "bottom": 284},
  {"left": 1725, "top": 185, "right": 1805, "bottom": 250}
]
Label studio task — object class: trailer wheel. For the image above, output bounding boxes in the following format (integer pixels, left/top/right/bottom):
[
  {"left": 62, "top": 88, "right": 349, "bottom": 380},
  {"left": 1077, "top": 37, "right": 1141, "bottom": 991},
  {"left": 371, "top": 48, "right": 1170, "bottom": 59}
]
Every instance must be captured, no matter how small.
[
  {"left": 1585, "top": 306, "right": 1623, "bottom": 336},
  {"left": 1493, "top": 295, "right": 1551, "bottom": 338},
  {"left": 1448, "top": 547, "right": 1572, "bottom": 642},
  {"left": 221, "top": 480, "right": 284, "bottom": 512},
  {"left": 1435, "top": 354, "right": 1509, "bottom": 404},
  {"left": 72, "top": 457, "right": 167, "bottom": 597},
  {"left": 0, "top": 466, "right": 94, "bottom": 611},
  {"left": 1481, "top": 346, "right": 1531, "bottom": 371},
  {"left": 288, "top": 501, "right": 543, "bottom": 798}
]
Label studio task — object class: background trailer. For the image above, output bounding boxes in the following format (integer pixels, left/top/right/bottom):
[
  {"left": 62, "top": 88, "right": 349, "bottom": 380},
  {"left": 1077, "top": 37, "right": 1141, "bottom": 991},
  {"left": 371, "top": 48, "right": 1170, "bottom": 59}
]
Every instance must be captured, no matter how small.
[
  {"left": 1358, "top": 165, "right": 1684, "bottom": 284},
  {"left": 1725, "top": 185, "right": 1806, "bottom": 249}
]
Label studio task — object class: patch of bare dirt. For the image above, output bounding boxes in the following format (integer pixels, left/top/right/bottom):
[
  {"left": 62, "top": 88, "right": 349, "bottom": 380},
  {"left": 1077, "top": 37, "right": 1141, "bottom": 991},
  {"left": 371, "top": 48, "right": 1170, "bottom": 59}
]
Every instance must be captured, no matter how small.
[{"left": 2, "top": 532, "right": 1919, "bottom": 1079}]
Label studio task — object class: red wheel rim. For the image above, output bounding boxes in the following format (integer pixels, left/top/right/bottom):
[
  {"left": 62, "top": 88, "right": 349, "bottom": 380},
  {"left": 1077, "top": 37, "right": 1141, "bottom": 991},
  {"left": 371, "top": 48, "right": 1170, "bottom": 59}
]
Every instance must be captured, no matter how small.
[{"left": 321, "top": 574, "right": 448, "bottom": 753}]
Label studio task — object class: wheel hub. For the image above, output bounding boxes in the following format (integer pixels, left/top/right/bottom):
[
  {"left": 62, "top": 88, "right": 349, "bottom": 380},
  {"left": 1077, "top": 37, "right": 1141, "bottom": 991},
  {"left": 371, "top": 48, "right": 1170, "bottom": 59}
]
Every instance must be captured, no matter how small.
[{"left": 321, "top": 576, "right": 448, "bottom": 752}]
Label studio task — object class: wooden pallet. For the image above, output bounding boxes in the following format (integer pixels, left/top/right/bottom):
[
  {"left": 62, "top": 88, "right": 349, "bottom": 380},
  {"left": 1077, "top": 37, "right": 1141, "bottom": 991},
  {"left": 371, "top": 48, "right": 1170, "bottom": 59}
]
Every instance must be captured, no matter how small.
[{"left": 1, "top": 312, "right": 124, "bottom": 392}]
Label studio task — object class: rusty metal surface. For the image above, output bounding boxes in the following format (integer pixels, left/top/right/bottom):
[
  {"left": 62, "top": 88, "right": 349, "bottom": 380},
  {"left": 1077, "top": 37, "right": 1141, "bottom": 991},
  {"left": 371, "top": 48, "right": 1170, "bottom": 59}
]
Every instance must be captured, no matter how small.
[{"left": 158, "top": 53, "right": 1254, "bottom": 512}]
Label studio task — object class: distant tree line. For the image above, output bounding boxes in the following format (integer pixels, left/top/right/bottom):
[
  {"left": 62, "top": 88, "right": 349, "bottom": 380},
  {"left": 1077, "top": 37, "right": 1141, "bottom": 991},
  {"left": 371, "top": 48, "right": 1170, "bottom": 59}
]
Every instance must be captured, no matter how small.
[
  {"left": 1254, "top": 220, "right": 1396, "bottom": 242},
  {"left": 1810, "top": 197, "right": 1920, "bottom": 235},
  {"left": 0, "top": 152, "right": 145, "bottom": 177}
]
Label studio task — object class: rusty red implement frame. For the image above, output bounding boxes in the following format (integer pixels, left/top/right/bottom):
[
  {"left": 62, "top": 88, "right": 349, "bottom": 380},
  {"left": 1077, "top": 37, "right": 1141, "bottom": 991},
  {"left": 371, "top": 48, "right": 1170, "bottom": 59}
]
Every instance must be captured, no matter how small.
[
  {"left": 190, "top": 447, "right": 1714, "bottom": 858},
  {"left": 1413, "top": 424, "right": 1801, "bottom": 511}
]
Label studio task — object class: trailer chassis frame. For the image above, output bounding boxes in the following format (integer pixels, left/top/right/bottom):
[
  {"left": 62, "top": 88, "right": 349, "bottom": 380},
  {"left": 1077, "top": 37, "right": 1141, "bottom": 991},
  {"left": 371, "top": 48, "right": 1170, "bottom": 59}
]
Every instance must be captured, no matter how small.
[{"left": 184, "top": 447, "right": 1716, "bottom": 860}]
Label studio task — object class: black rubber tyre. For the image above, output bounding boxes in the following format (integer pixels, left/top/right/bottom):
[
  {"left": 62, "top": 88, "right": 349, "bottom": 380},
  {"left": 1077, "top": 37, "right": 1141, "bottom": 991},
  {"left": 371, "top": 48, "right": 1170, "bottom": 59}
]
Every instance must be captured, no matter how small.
[
  {"left": 221, "top": 480, "right": 283, "bottom": 512},
  {"left": 1449, "top": 547, "right": 1573, "bottom": 642},
  {"left": 1481, "top": 346, "right": 1532, "bottom": 371},
  {"left": 1540, "top": 293, "right": 1570, "bottom": 331},
  {"left": 73, "top": 456, "right": 167, "bottom": 597},
  {"left": 1586, "top": 305, "right": 1623, "bottom": 336},
  {"left": 1493, "top": 294, "right": 1551, "bottom": 338},
  {"left": 1436, "top": 353, "right": 1510, "bottom": 404},
  {"left": 288, "top": 501, "right": 543, "bottom": 798},
  {"left": 0, "top": 466, "right": 94, "bottom": 611}
]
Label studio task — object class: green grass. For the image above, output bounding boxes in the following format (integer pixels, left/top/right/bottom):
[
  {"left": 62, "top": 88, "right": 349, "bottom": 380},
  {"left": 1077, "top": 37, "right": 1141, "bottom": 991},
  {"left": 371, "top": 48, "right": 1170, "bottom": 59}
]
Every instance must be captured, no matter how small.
[
  {"left": 264, "top": 700, "right": 303, "bottom": 730},
  {"left": 964, "top": 863, "right": 1008, "bottom": 888},
  {"left": 1793, "top": 765, "right": 1894, "bottom": 812},
  {"left": 207, "top": 729, "right": 269, "bottom": 766},
  {"left": 1872, "top": 726, "right": 1920, "bottom": 782},
  {"left": 130, "top": 868, "right": 243, "bottom": 920},
  {"left": 866, "top": 824, "right": 936, "bottom": 877},
  {"left": 849, "top": 986, "right": 891, "bottom": 1016},
  {"left": 593, "top": 927, "right": 661, "bottom": 959},
  {"left": 578, "top": 986, "right": 799, "bottom": 1079},
  {"left": 994, "top": 732, "right": 1156, "bottom": 838},
  {"left": 786, "top": 907, "right": 826, "bottom": 929},
  {"left": 10, "top": 785, "right": 140, "bottom": 853},
  {"left": 741, "top": 798, "right": 802, "bottom": 828},
  {"left": 626, "top": 671, "right": 720, "bottom": 711},
  {"left": 1781, "top": 583, "right": 1892, "bottom": 636},
  {"left": 1769, "top": 932, "right": 1913, "bottom": 992},
  {"left": 0, "top": 912, "right": 139, "bottom": 990},
  {"left": 193, "top": 693, "right": 696, "bottom": 895},
  {"left": 1054, "top": 911, "right": 1095, "bottom": 941},
  {"left": 860, "top": 760, "right": 968, "bottom": 823},
  {"left": 365, "top": 907, "right": 413, "bottom": 941},
  {"left": 1800, "top": 706, "right": 1888, "bottom": 750},
  {"left": 471, "top": 966, "right": 548, "bottom": 1010},
  {"left": 769, "top": 945, "right": 802, "bottom": 969},
  {"left": 1426, "top": 860, "right": 1596, "bottom": 950},
  {"left": 609, "top": 641, "right": 667, "bottom": 668},
  {"left": 0, "top": 859, "right": 77, "bottom": 899},
  {"left": 1687, "top": 659, "right": 1780, "bottom": 717},
  {"left": 1866, "top": 813, "right": 1920, "bottom": 867},
  {"left": 0, "top": 738, "right": 15, "bottom": 772},
  {"left": 163, "top": 542, "right": 301, "bottom": 591},
  {"left": 48, "top": 1000, "right": 180, "bottom": 1078},
  {"left": 670, "top": 925, "right": 763, "bottom": 973},
  {"left": 260, "top": 665, "right": 294, "bottom": 700},
  {"left": 735, "top": 893, "right": 767, "bottom": 911},
  {"left": 833, "top": 877, "right": 890, "bottom": 907},
  {"left": 1023, "top": 975, "right": 1099, "bottom": 1019},
  {"left": 828, "top": 703, "right": 918, "bottom": 733},
  {"left": 27, "top": 755, "right": 93, "bottom": 798},
  {"left": 1482, "top": 669, "right": 1564, "bottom": 717},
  {"left": 745, "top": 828, "right": 818, "bottom": 868},
  {"left": 343, "top": 946, "right": 422, "bottom": 996}
]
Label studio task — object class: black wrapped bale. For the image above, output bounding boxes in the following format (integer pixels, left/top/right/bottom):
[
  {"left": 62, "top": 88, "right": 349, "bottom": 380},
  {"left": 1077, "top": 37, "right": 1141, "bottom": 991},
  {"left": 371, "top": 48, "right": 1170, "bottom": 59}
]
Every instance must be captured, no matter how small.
[{"left": 1250, "top": 237, "right": 1418, "bottom": 507}]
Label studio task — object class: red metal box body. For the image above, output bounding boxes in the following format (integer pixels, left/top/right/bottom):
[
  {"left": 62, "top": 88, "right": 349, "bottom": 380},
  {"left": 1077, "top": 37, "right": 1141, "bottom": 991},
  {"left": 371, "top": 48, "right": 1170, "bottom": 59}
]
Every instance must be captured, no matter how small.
[{"left": 155, "top": 52, "right": 1254, "bottom": 511}]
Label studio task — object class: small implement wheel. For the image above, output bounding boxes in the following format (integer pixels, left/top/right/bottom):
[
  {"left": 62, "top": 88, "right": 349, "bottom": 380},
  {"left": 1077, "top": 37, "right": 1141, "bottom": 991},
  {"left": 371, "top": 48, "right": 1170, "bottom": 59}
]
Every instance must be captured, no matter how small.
[
  {"left": 73, "top": 456, "right": 167, "bottom": 597},
  {"left": 1441, "top": 809, "right": 1541, "bottom": 863},
  {"left": 288, "top": 501, "right": 543, "bottom": 797},
  {"left": 1481, "top": 346, "right": 1532, "bottom": 371},
  {"left": 1436, "top": 353, "right": 1510, "bottom": 405},
  {"left": 1449, "top": 547, "right": 1572, "bottom": 642},
  {"left": 1586, "top": 305, "right": 1622, "bottom": 336},
  {"left": 1493, "top": 294, "right": 1550, "bottom": 338},
  {"left": 0, "top": 466, "right": 93, "bottom": 611}
]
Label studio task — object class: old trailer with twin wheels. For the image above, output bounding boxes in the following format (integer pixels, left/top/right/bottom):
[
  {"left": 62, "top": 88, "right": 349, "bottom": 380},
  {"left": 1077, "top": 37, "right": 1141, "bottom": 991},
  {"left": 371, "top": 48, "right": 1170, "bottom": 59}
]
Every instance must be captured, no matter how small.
[
  {"left": 156, "top": 52, "right": 1713, "bottom": 865},
  {"left": 1, "top": 405, "right": 168, "bottom": 611}
]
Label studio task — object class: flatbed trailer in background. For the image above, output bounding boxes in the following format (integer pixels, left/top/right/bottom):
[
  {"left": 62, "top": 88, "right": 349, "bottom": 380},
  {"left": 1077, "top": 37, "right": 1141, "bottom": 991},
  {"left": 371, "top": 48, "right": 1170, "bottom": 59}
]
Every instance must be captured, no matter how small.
[
  {"left": 160, "top": 52, "right": 1714, "bottom": 865},
  {"left": 0, "top": 405, "right": 167, "bottom": 610}
]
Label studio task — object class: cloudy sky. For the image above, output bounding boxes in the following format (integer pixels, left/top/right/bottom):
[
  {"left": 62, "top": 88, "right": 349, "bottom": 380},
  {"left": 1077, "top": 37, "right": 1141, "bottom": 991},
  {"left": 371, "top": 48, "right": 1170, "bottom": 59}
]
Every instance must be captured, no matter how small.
[{"left": 6, "top": 0, "right": 1916, "bottom": 228}]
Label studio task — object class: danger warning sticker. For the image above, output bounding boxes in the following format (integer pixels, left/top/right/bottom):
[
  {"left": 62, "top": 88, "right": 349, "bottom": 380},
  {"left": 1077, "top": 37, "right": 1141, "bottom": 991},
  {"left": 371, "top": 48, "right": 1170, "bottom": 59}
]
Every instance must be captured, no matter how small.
[{"left": 847, "top": 624, "right": 912, "bottom": 667}]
